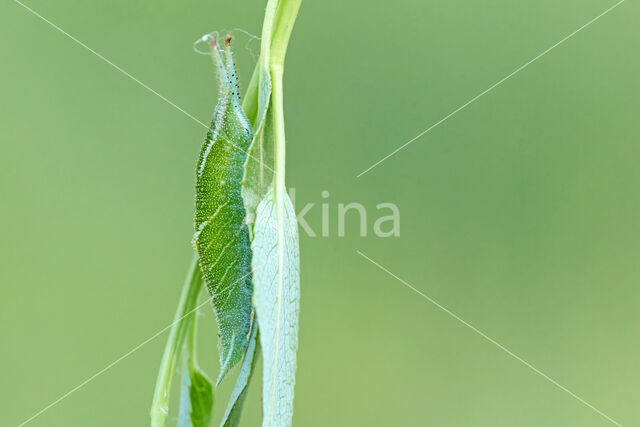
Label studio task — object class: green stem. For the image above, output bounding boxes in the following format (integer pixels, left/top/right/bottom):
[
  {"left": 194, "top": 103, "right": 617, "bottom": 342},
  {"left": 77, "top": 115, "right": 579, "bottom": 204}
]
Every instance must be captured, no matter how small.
[
  {"left": 271, "top": 64, "right": 286, "bottom": 194},
  {"left": 243, "top": 0, "right": 301, "bottom": 125},
  {"left": 150, "top": 256, "right": 203, "bottom": 427},
  {"left": 242, "top": 66, "right": 259, "bottom": 122},
  {"left": 186, "top": 302, "right": 198, "bottom": 370},
  {"left": 260, "top": 0, "right": 279, "bottom": 73},
  {"left": 270, "top": 0, "right": 301, "bottom": 192},
  {"left": 271, "top": 0, "right": 302, "bottom": 67}
]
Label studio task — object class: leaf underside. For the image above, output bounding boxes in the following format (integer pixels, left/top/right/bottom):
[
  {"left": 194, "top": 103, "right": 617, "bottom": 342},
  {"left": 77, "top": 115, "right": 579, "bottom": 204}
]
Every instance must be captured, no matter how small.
[{"left": 251, "top": 188, "right": 300, "bottom": 427}]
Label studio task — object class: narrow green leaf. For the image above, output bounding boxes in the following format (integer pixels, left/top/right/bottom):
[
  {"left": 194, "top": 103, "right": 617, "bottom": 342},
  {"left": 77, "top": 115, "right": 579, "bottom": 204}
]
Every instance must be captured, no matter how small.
[
  {"left": 220, "top": 319, "right": 259, "bottom": 427},
  {"left": 187, "top": 369, "right": 214, "bottom": 427},
  {"left": 194, "top": 38, "right": 254, "bottom": 382},
  {"left": 252, "top": 188, "right": 300, "bottom": 427},
  {"left": 151, "top": 257, "right": 203, "bottom": 427}
]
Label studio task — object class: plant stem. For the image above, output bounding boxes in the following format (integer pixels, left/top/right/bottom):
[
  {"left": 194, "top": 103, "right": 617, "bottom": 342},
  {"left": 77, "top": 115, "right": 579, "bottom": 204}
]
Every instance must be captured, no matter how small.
[
  {"left": 260, "top": 0, "right": 279, "bottom": 73},
  {"left": 186, "top": 300, "right": 198, "bottom": 370},
  {"left": 270, "top": 0, "right": 301, "bottom": 186},
  {"left": 271, "top": 64, "right": 286, "bottom": 195},
  {"left": 271, "top": 0, "right": 302, "bottom": 67},
  {"left": 242, "top": 66, "right": 259, "bottom": 122},
  {"left": 242, "top": 0, "right": 301, "bottom": 127},
  {"left": 270, "top": 0, "right": 301, "bottom": 202},
  {"left": 150, "top": 256, "right": 203, "bottom": 427}
]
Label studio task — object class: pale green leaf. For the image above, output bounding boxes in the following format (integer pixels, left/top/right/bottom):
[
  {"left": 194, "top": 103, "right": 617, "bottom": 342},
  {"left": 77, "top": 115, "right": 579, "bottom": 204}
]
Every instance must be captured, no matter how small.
[
  {"left": 251, "top": 188, "right": 300, "bottom": 427},
  {"left": 178, "top": 365, "right": 192, "bottom": 427}
]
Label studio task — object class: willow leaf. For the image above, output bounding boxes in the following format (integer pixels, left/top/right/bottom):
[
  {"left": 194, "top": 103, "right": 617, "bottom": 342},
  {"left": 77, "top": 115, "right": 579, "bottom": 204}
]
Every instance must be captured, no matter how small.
[
  {"left": 194, "top": 38, "right": 254, "bottom": 382},
  {"left": 252, "top": 188, "right": 300, "bottom": 427},
  {"left": 220, "top": 320, "right": 259, "bottom": 427}
]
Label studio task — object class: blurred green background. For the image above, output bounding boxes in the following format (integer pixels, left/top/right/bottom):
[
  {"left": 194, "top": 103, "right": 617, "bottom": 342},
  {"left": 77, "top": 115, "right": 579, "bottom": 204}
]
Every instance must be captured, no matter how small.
[{"left": 1, "top": 0, "right": 639, "bottom": 425}]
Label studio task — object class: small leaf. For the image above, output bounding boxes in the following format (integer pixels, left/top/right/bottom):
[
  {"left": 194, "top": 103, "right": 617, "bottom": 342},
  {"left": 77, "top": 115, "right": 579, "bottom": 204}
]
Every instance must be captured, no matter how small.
[
  {"left": 251, "top": 188, "right": 300, "bottom": 427},
  {"left": 220, "top": 320, "right": 259, "bottom": 427},
  {"left": 188, "top": 369, "right": 214, "bottom": 426},
  {"left": 194, "top": 38, "right": 254, "bottom": 381},
  {"left": 178, "top": 362, "right": 214, "bottom": 427}
]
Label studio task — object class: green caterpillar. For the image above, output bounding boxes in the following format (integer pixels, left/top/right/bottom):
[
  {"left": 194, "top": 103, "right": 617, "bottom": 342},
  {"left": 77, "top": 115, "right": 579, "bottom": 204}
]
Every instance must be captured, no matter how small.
[{"left": 194, "top": 36, "right": 254, "bottom": 381}]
